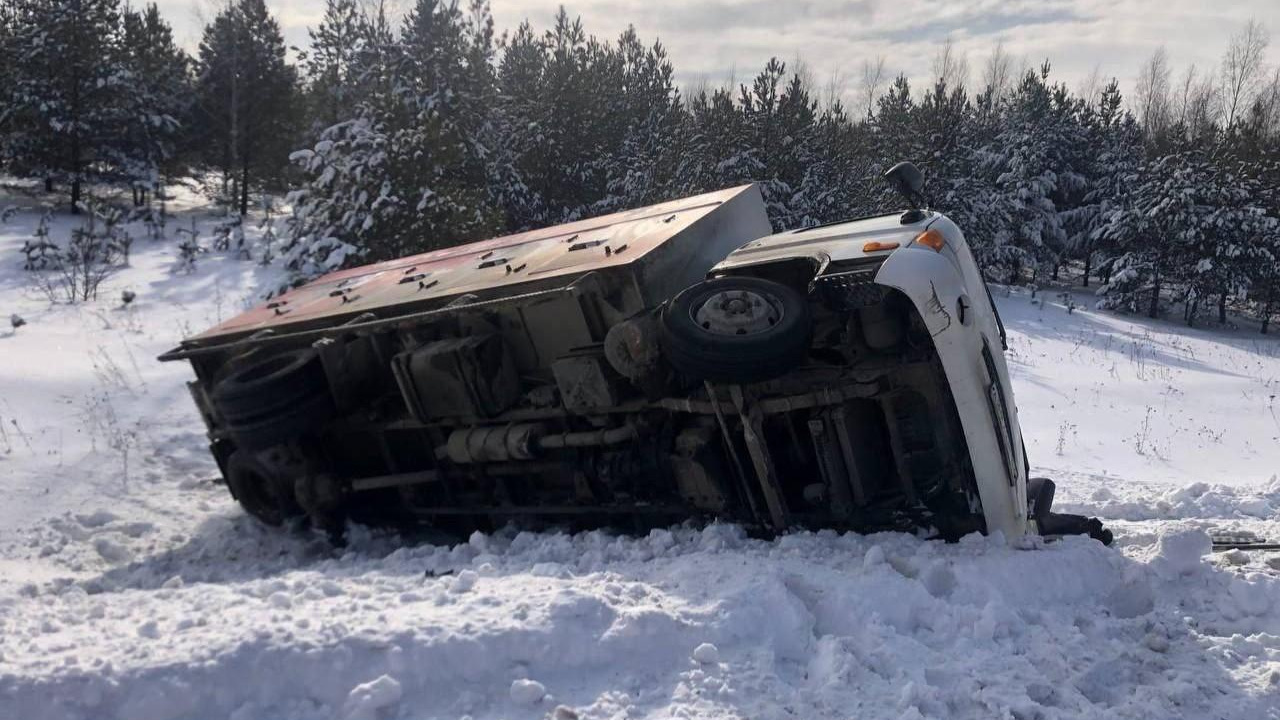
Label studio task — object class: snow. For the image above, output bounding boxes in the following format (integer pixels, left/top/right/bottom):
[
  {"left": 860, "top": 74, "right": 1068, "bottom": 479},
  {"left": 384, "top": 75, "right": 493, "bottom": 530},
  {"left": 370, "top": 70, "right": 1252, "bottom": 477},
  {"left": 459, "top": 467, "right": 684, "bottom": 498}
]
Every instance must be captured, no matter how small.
[
  {"left": 342, "top": 675, "right": 403, "bottom": 720},
  {"left": 2, "top": 189, "right": 1280, "bottom": 719},
  {"left": 691, "top": 642, "right": 720, "bottom": 664},
  {"left": 996, "top": 284, "right": 1280, "bottom": 488},
  {"left": 509, "top": 678, "right": 547, "bottom": 706},
  {"left": 1153, "top": 527, "right": 1214, "bottom": 575}
]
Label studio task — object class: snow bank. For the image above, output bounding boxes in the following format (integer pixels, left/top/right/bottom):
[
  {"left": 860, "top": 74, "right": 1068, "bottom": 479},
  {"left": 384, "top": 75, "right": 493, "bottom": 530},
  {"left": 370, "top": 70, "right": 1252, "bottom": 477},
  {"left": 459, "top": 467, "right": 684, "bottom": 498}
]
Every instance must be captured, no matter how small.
[{"left": 2, "top": 525, "right": 1277, "bottom": 720}]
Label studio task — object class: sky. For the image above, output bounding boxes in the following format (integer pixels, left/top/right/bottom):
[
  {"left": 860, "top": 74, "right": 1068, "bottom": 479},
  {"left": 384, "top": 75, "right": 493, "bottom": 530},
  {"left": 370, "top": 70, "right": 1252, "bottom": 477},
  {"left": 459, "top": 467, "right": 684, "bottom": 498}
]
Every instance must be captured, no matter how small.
[{"left": 158, "top": 0, "right": 1279, "bottom": 108}]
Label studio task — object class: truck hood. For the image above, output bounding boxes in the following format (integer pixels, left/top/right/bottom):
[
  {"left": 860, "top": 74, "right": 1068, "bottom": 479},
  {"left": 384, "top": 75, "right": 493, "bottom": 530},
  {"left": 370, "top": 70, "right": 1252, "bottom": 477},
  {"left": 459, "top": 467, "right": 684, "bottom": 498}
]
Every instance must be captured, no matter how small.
[{"left": 712, "top": 211, "right": 933, "bottom": 272}]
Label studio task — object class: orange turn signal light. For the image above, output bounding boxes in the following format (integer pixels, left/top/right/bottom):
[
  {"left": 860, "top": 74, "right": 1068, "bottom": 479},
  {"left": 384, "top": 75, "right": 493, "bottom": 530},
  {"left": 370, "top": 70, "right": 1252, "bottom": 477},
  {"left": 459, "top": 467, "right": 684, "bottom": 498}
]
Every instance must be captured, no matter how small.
[
  {"left": 913, "top": 229, "right": 946, "bottom": 252},
  {"left": 862, "top": 241, "right": 900, "bottom": 253}
]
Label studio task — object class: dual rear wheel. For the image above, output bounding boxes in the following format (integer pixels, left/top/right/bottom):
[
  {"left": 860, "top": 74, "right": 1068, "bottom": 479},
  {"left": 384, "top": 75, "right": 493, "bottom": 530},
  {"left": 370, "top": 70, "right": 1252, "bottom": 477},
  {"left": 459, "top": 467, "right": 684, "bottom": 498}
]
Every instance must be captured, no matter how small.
[{"left": 211, "top": 349, "right": 341, "bottom": 531}]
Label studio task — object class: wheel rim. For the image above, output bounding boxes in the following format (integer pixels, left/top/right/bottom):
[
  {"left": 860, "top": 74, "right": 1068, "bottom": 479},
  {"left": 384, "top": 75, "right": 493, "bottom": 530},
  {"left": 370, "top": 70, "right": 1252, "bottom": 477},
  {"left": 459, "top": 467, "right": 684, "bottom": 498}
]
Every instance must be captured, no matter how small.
[{"left": 691, "top": 289, "right": 784, "bottom": 336}]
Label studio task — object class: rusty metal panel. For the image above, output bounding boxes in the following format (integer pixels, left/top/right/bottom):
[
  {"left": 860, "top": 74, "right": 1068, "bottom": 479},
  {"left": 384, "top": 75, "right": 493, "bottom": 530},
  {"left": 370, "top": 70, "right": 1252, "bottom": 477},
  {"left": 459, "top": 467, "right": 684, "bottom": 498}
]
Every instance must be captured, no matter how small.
[{"left": 186, "top": 185, "right": 767, "bottom": 345}]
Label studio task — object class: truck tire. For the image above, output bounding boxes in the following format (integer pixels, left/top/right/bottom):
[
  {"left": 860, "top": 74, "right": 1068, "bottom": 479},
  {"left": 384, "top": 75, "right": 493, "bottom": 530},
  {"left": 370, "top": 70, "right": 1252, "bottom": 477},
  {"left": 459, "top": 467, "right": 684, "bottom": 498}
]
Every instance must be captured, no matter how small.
[
  {"left": 225, "top": 450, "right": 304, "bottom": 526},
  {"left": 225, "top": 391, "right": 335, "bottom": 452},
  {"left": 660, "top": 276, "right": 811, "bottom": 384},
  {"left": 212, "top": 349, "right": 328, "bottom": 423},
  {"left": 212, "top": 349, "right": 335, "bottom": 452}
]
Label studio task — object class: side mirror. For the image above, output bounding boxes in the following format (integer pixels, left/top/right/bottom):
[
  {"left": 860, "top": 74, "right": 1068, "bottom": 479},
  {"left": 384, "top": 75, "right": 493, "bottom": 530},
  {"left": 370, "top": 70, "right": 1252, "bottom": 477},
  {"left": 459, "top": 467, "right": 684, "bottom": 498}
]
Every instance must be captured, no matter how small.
[{"left": 884, "top": 161, "right": 924, "bottom": 200}]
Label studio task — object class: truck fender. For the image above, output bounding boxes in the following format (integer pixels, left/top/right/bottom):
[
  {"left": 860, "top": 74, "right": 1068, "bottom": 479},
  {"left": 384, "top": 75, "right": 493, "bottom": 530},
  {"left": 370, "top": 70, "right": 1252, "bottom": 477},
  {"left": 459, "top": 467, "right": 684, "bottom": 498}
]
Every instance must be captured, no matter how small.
[{"left": 874, "top": 247, "right": 1027, "bottom": 539}]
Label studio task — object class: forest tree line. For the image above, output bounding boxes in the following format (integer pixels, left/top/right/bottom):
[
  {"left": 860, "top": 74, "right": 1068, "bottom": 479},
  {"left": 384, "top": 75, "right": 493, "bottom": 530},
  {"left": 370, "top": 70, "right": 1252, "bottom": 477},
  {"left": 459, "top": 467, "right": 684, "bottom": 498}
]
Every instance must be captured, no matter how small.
[{"left": 2, "top": 0, "right": 1279, "bottom": 329}]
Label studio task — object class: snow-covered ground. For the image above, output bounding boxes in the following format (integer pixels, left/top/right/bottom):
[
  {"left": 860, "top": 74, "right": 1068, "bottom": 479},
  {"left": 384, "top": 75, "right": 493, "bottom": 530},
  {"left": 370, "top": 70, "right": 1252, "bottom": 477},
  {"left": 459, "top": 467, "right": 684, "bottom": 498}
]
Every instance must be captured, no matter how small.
[{"left": 1, "top": 189, "right": 1278, "bottom": 720}]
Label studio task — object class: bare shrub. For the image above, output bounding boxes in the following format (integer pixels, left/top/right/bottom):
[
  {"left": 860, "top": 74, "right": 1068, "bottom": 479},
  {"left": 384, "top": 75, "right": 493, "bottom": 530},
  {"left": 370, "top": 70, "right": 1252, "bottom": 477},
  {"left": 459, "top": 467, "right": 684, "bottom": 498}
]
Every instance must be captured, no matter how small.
[
  {"left": 20, "top": 199, "right": 134, "bottom": 303},
  {"left": 53, "top": 216, "right": 124, "bottom": 303}
]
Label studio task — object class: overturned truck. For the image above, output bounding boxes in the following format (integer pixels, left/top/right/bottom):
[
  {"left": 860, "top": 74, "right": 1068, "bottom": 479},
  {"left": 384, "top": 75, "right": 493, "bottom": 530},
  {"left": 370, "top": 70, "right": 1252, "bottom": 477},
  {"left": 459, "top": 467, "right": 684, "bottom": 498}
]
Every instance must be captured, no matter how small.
[{"left": 161, "top": 167, "right": 1110, "bottom": 544}]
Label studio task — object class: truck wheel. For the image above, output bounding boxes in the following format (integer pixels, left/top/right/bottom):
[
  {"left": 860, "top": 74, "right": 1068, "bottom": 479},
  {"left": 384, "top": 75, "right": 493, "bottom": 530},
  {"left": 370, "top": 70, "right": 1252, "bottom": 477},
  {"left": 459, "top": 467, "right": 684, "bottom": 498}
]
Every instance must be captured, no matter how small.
[
  {"left": 212, "top": 349, "right": 335, "bottom": 452},
  {"left": 212, "top": 349, "right": 328, "bottom": 423},
  {"left": 225, "top": 451, "right": 304, "bottom": 526},
  {"left": 660, "top": 276, "right": 811, "bottom": 383},
  {"left": 224, "top": 391, "right": 335, "bottom": 452}
]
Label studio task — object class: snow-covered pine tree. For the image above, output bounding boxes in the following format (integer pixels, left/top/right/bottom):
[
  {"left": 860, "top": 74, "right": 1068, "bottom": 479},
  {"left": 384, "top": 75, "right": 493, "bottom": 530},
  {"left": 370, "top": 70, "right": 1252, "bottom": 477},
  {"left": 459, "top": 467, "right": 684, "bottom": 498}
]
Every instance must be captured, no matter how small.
[
  {"left": 736, "top": 58, "right": 817, "bottom": 229},
  {"left": 1217, "top": 95, "right": 1280, "bottom": 329},
  {"left": 973, "top": 64, "right": 1087, "bottom": 282},
  {"left": 769, "top": 69, "right": 821, "bottom": 229},
  {"left": 488, "top": 21, "right": 546, "bottom": 230},
  {"left": 865, "top": 75, "right": 925, "bottom": 212},
  {"left": 590, "top": 28, "right": 682, "bottom": 215},
  {"left": 280, "top": 2, "right": 401, "bottom": 276},
  {"left": 283, "top": 0, "right": 502, "bottom": 275},
  {"left": 675, "top": 85, "right": 760, "bottom": 198},
  {"left": 1096, "top": 148, "right": 1210, "bottom": 318},
  {"left": 0, "top": 1, "right": 15, "bottom": 174},
  {"left": 1232, "top": 100, "right": 1280, "bottom": 333},
  {"left": 2, "top": 0, "right": 133, "bottom": 210},
  {"left": 1075, "top": 79, "right": 1142, "bottom": 288},
  {"left": 195, "top": 0, "right": 300, "bottom": 216},
  {"left": 930, "top": 81, "right": 1014, "bottom": 271},
  {"left": 499, "top": 9, "right": 615, "bottom": 226},
  {"left": 788, "top": 101, "right": 874, "bottom": 227},
  {"left": 1182, "top": 159, "right": 1269, "bottom": 326},
  {"left": 912, "top": 75, "right": 1012, "bottom": 261},
  {"left": 118, "top": 3, "right": 190, "bottom": 206},
  {"left": 301, "top": 0, "right": 364, "bottom": 134},
  {"left": 384, "top": 0, "right": 502, "bottom": 252}
]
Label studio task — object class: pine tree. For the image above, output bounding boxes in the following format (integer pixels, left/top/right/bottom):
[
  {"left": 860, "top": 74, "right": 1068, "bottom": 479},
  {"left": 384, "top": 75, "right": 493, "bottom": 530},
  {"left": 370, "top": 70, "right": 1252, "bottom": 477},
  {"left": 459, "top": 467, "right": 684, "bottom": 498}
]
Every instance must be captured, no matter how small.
[
  {"left": 284, "top": 0, "right": 502, "bottom": 273},
  {"left": 734, "top": 58, "right": 819, "bottom": 229},
  {"left": 119, "top": 3, "right": 190, "bottom": 205},
  {"left": 489, "top": 21, "right": 546, "bottom": 229},
  {"left": 1097, "top": 149, "right": 1207, "bottom": 318},
  {"left": 864, "top": 75, "right": 924, "bottom": 214},
  {"left": 0, "top": 1, "right": 16, "bottom": 173},
  {"left": 790, "top": 101, "right": 873, "bottom": 226},
  {"left": 301, "top": 0, "right": 365, "bottom": 133},
  {"left": 3, "top": 0, "right": 133, "bottom": 210},
  {"left": 503, "top": 9, "right": 605, "bottom": 225},
  {"left": 676, "top": 86, "right": 758, "bottom": 198},
  {"left": 974, "top": 64, "right": 1086, "bottom": 281},
  {"left": 1076, "top": 79, "right": 1142, "bottom": 288},
  {"left": 195, "top": 0, "right": 300, "bottom": 216},
  {"left": 591, "top": 28, "right": 682, "bottom": 214}
]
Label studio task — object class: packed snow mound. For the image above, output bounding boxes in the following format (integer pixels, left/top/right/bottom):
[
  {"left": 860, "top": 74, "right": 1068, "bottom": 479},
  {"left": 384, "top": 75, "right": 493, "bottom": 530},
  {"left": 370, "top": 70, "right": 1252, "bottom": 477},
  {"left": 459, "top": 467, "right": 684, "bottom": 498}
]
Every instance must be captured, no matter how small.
[
  {"left": 1054, "top": 474, "right": 1280, "bottom": 522},
  {"left": 3, "top": 524, "right": 1277, "bottom": 720}
]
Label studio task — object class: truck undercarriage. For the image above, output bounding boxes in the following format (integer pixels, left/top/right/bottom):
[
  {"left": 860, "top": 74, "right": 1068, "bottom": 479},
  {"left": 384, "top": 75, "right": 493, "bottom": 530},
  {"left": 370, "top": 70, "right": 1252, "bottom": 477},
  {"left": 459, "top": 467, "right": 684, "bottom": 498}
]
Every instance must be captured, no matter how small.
[{"left": 173, "top": 260, "right": 982, "bottom": 541}]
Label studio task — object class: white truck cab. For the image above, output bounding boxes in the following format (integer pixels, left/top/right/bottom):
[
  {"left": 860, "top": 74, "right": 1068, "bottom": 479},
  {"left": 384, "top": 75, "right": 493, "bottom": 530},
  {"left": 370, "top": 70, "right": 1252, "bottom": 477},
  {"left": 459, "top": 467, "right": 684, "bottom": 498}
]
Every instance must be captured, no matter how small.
[{"left": 713, "top": 209, "right": 1029, "bottom": 538}]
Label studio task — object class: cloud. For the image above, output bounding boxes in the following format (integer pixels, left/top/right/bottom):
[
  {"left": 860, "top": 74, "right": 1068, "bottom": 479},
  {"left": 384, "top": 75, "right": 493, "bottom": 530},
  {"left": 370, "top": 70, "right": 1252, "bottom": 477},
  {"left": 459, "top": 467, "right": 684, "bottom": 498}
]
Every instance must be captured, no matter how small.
[
  {"left": 874, "top": 6, "right": 1091, "bottom": 43},
  {"left": 590, "top": 0, "right": 880, "bottom": 34},
  {"left": 159, "top": 0, "right": 1279, "bottom": 108}
]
